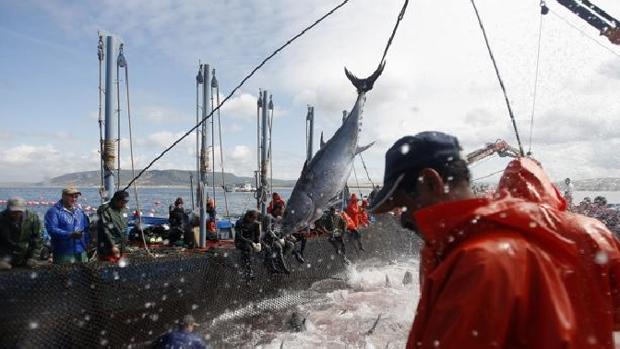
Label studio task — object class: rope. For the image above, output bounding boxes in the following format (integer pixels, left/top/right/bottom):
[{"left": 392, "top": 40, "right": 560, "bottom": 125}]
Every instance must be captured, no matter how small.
[
  {"left": 116, "top": 47, "right": 122, "bottom": 190},
  {"left": 351, "top": 160, "right": 362, "bottom": 198},
  {"left": 97, "top": 35, "right": 105, "bottom": 201},
  {"left": 214, "top": 80, "right": 230, "bottom": 217},
  {"left": 122, "top": 61, "right": 153, "bottom": 257},
  {"left": 528, "top": 7, "right": 545, "bottom": 155},
  {"left": 473, "top": 169, "right": 505, "bottom": 182},
  {"left": 357, "top": 153, "right": 374, "bottom": 187},
  {"left": 379, "top": 0, "right": 410, "bottom": 66},
  {"left": 268, "top": 97, "right": 274, "bottom": 193},
  {"left": 210, "top": 71, "right": 216, "bottom": 202},
  {"left": 549, "top": 9, "right": 620, "bottom": 60},
  {"left": 123, "top": 0, "right": 352, "bottom": 191},
  {"left": 469, "top": 0, "right": 525, "bottom": 156}
]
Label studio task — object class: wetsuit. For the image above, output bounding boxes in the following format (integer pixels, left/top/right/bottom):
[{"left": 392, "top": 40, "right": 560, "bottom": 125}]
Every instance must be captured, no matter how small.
[{"left": 234, "top": 218, "right": 260, "bottom": 279}]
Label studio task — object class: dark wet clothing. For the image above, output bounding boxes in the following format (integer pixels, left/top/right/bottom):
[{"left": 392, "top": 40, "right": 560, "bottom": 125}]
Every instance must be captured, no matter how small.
[
  {"left": 234, "top": 218, "right": 260, "bottom": 279},
  {"left": 0, "top": 209, "right": 43, "bottom": 266},
  {"left": 97, "top": 202, "right": 128, "bottom": 258},
  {"left": 169, "top": 206, "right": 188, "bottom": 244},
  {"left": 262, "top": 214, "right": 293, "bottom": 273},
  {"left": 152, "top": 329, "right": 210, "bottom": 349},
  {"left": 317, "top": 213, "right": 346, "bottom": 255}
]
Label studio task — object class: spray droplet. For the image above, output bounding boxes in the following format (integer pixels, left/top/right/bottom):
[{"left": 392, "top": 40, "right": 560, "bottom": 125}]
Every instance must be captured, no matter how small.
[
  {"left": 595, "top": 251, "right": 609, "bottom": 265},
  {"left": 118, "top": 257, "right": 128, "bottom": 268},
  {"left": 28, "top": 321, "right": 39, "bottom": 330},
  {"left": 400, "top": 143, "right": 410, "bottom": 155}
]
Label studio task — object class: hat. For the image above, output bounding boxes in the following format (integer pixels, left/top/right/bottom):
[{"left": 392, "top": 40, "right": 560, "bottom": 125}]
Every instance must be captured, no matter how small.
[
  {"left": 112, "top": 190, "right": 129, "bottom": 202},
  {"left": 181, "top": 314, "right": 197, "bottom": 327},
  {"left": 7, "top": 197, "right": 26, "bottom": 212},
  {"left": 369, "top": 131, "right": 462, "bottom": 214},
  {"left": 62, "top": 186, "right": 81, "bottom": 196}
]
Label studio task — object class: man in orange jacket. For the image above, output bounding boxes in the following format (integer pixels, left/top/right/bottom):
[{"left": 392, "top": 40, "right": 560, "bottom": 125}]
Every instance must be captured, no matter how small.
[{"left": 370, "top": 131, "right": 620, "bottom": 348}]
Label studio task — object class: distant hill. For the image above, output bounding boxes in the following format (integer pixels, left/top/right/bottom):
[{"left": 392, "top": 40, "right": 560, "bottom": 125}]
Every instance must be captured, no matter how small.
[{"left": 37, "top": 170, "right": 297, "bottom": 188}]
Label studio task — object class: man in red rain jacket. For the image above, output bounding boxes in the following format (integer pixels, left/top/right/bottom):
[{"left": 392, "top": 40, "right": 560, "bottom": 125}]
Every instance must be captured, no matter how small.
[
  {"left": 358, "top": 199, "right": 370, "bottom": 227},
  {"left": 345, "top": 193, "right": 360, "bottom": 228},
  {"left": 370, "top": 131, "right": 620, "bottom": 349},
  {"left": 267, "top": 192, "right": 286, "bottom": 215}
]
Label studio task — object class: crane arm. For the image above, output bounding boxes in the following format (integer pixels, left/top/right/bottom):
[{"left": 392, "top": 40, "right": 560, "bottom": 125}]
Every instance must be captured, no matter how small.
[{"left": 554, "top": 0, "right": 620, "bottom": 45}]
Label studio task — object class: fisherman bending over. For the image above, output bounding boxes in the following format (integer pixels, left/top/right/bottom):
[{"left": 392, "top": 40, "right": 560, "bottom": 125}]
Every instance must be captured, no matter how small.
[
  {"left": 234, "top": 210, "right": 261, "bottom": 280},
  {"left": 97, "top": 190, "right": 129, "bottom": 262},
  {"left": 44, "top": 187, "right": 90, "bottom": 264},
  {"left": 267, "top": 192, "right": 285, "bottom": 215},
  {"left": 0, "top": 197, "right": 44, "bottom": 270},
  {"left": 262, "top": 204, "right": 294, "bottom": 273},
  {"left": 370, "top": 131, "right": 620, "bottom": 348},
  {"left": 316, "top": 207, "right": 347, "bottom": 257},
  {"left": 341, "top": 210, "right": 364, "bottom": 252},
  {"left": 152, "top": 315, "right": 210, "bottom": 349}
]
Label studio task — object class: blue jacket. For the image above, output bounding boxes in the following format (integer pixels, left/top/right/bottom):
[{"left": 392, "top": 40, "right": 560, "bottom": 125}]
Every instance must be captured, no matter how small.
[
  {"left": 153, "top": 330, "right": 210, "bottom": 349},
  {"left": 44, "top": 201, "right": 90, "bottom": 255}
]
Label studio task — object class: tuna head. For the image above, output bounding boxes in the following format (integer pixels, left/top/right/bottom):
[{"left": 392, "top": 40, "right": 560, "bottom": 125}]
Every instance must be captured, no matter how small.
[{"left": 281, "top": 63, "right": 384, "bottom": 235}]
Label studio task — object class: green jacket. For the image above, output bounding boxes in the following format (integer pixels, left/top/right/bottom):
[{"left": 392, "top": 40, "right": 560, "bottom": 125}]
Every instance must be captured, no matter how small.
[
  {"left": 0, "top": 209, "right": 43, "bottom": 265},
  {"left": 97, "top": 202, "right": 128, "bottom": 255},
  {"left": 316, "top": 213, "right": 346, "bottom": 236}
]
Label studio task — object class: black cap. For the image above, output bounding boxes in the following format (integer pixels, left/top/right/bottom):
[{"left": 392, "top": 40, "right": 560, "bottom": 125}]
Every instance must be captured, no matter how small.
[
  {"left": 112, "top": 190, "right": 129, "bottom": 202},
  {"left": 369, "top": 131, "right": 462, "bottom": 213}
]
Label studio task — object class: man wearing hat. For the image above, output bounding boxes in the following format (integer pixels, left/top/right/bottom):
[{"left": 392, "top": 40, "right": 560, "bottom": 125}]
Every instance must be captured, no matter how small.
[
  {"left": 371, "top": 131, "right": 620, "bottom": 348},
  {"left": 153, "top": 314, "right": 210, "bottom": 349},
  {"left": 0, "top": 197, "right": 44, "bottom": 269},
  {"left": 44, "top": 187, "right": 90, "bottom": 264},
  {"left": 97, "top": 190, "right": 129, "bottom": 262}
]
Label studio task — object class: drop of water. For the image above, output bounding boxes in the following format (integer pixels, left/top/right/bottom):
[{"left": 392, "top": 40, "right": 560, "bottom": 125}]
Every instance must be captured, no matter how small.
[
  {"left": 180, "top": 277, "right": 185, "bottom": 283},
  {"left": 28, "top": 321, "right": 39, "bottom": 330},
  {"left": 472, "top": 330, "right": 478, "bottom": 337},
  {"left": 100, "top": 339, "right": 109, "bottom": 346},
  {"left": 433, "top": 340, "right": 440, "bottom": 347},
  {"left": 30, "top": 272, "right": 37, "bottom": 279},
  {"left": 400, "top": 143, "right": 410, "bottom": 155},
  {"left": 529, "top": 222, "right": 538, "bottom": 228},
  {"left": 595, "top": 251, "right": 609, "bottom": 265},
  {"left": 145, "top": 284, "right": 151, "bottom": 290},
  {"left": 499, "top": 212, "right": 507, "bottom": 218},
  {"left": 118, "top": 257, "right": 129, "bottom": 268},
  {"left": 307, "top": 263, "right": 312, "bottom": 268},
  {"left": 192, "top": 304, "right": 199, "bottom": 310},
  {"left": 113, "top": 271, "right": 120, "bottom": 280},
  {"left": 401, "top": 206, "right": 408, "bottom": 212}
]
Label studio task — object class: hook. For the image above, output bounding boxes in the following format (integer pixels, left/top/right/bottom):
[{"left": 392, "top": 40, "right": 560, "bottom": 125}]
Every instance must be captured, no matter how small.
[
  {"left": 540, "top": 0, "right": 549, "bottom": 15},
  {"left": 117, "top": 43, "right": 127, "bottom": 67},
  {"left": 211, "top": 68, "right": 218, "bottom": 88}
]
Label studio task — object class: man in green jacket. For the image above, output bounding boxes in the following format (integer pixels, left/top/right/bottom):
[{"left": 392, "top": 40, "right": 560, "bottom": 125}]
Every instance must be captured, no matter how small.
[
  {"left": 0, "top": 197, "right": 43, "bottom": 269},
  {"left": 97, "top": 191, "right": 129, "bottom": 262}
]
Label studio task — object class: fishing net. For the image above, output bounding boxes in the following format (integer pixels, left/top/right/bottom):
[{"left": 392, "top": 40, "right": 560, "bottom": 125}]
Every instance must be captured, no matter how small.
[{"left": 0, "top": 215, "right": 418, "bottom": 348}]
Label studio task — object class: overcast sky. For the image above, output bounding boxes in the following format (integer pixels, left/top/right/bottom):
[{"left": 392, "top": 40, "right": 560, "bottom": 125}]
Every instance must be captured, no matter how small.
[{"left": 1, "top": 0, "right": 619, "bottom": 185}]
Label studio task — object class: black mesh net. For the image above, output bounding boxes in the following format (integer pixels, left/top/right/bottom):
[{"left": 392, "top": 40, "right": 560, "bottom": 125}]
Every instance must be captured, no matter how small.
[{"left": 0, "top": 215, "right": 419, "bottom": 348}]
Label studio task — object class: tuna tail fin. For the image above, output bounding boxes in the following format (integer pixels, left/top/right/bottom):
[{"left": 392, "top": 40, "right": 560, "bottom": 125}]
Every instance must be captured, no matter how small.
[
  {"left": 344, "top": 61, "right": 386, "bottom": 93},
  {"left": 355, "top": 141, "right": 375, "bottom": 155},
  {"left": 320, "top": 132, "right": 326, "bottom": 148}
]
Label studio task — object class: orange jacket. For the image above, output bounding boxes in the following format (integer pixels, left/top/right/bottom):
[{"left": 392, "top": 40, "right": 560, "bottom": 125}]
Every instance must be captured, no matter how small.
[
  {"left": 358, "top": 199, "right": 370, "bottom": 227},
  {"left": 267, "top": 193, "right": 285, "bottom": 215},
  {"left": 407, "top": 158, "right": 620, "bottom": 348},
  {"left": 340, "top": 211, "right": 356, "bottom": 231},
  {"left": 345, "top": 193, "right": 360, "bottom": 228}
]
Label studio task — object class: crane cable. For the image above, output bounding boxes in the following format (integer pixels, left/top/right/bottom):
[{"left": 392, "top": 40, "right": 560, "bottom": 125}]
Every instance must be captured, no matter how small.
[
  {"left": 528, "top": 1, "right": 546, "bottom": 155},
  {"left": 123, "top": 0, "right": 411, "bottom": 190},
  {"left": 118, "top": 46, "right": 153, "bottom": 257},
  {"left": 469, "top": 0, "right": 525, "bottom": 157},
  {"left": 213, "top": 73, "right": 230, "bottom": 217}
]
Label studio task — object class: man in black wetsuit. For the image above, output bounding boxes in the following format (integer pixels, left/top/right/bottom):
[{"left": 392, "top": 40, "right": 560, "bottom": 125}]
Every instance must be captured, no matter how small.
[
  {"left": 262, "top": 204, "right": 294, "bottom": 273},
  {"left": 234, "top": 210, "right": 260, "bottom": 280},
  {"left": 168, "top": 197, "right": 188, "bottom": 245},
  {"left": 316, "top": 206, "right": 347, "bottom": 257}
]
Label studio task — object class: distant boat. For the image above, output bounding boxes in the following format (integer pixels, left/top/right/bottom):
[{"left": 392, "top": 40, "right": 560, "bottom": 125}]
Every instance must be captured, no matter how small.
[
  {"left": 223, "top": 184, "right": 235, "bottom": 193},
  {"left": 233, "top": 182, "right": 256, "bottom": 192}
]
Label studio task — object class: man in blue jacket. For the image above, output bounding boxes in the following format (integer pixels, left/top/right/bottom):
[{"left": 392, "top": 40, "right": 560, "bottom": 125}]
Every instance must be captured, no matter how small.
[
  {"left": 153, "top": 315, "right": 210, "bottom": 349},
  {"left": 44, "top": 186, "right": 90, "bottom": 264}
]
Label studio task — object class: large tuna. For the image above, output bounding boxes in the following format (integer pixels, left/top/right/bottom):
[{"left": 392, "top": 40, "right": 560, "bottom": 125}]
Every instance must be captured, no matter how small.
[{"left": 281, "top": 63, "right": 384, "bottom": 234}]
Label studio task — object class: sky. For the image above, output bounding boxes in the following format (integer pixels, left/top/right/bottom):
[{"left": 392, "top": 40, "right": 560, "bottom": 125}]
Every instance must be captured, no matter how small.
[{"left": 0, "top": 0, "right": 619, "bottom": 185}]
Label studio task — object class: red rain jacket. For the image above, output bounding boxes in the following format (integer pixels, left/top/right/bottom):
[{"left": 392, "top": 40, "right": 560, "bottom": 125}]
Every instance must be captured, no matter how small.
[
  {"left": 407, "top": 158, "right": 620, "bottom": 349},
  {"left": 267, "top": 193, "right": 286, "bottom": 215},
  {"left": 358, "top": 199, "right": 370, "bottom": 227},
  {"left": 346, "top": 193, "right": 360, "bottom": 228},
  {"left": 341, "top": 211, "right": 356, "bottom": 231}
]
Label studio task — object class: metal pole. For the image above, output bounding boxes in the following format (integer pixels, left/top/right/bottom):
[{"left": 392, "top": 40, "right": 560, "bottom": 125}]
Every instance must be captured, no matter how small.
[
  {"left": 103, "top": 35, "right": 116, "bottom": 201},
  {"left": 260, "top": 90, "right": 269, "bottom": 217},
  {"left": 195, "top": 63, "right": 202, "bottom": 209},
  {"left": 306, "top": 106, "right": 314, "bottom": 162},
  {"left": 190, "top": 174, "right": 195, "bottom": 211},
  {"left": 199, "top": 64, "right": 211, "bottom": 248}
]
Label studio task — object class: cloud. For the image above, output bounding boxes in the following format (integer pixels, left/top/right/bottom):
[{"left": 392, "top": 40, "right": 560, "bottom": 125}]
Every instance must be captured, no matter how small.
[
  {"left": 221, "top": 93, "right": 258, "bottom": 122},
  {"left": 0, "top": 144, "right": 99, "bottom": 182},
  {"left": 139, "top": 106, "right": 188, "bottom": 123}
]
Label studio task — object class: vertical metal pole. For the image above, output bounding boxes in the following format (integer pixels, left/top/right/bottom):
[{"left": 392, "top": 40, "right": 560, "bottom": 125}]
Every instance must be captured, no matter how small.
[
  {"left": 199, "top": 65, "right": 211, "bottom": 248},
  {"left": 103, "top": 35, "right": 116, "bottom": 201},
  {"left": 306, "top": 106, "right": 314, "bottom": 162},
  {"left": 190, "top": 174, "right": 195, "bottom": 211},
  {"left": 195, "top": 64, "right": 202, "bottom": 209},
  {"left": 260, "top": 90, "right": 269, "bottom": 218}
]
